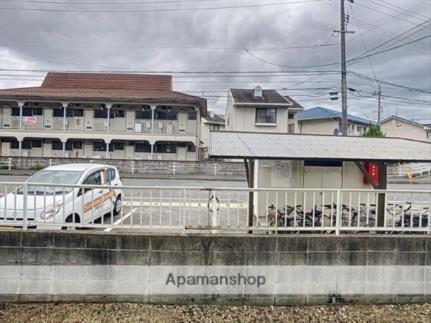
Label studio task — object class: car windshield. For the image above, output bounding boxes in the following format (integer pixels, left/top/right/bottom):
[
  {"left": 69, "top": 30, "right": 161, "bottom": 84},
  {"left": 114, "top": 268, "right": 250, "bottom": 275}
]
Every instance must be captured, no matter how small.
[{"left": 18, "top": 170, "right": 83, "bottom": 195}]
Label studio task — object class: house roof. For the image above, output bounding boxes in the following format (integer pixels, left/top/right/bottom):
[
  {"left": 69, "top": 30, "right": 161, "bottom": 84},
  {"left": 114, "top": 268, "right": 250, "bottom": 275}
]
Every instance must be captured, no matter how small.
[
  {"left": 203, "top": 113, "right": 225, "bottom": 124},
  {"left": 298, "top": 107, "right": 374, "bottom": 125},
  {"left": 209, "top": 131, "right": 431, "bottom": 162},
  {"left": 380, "top": 115, "right": 431, "bottom": 130},
  {"left": 42, "top": 72, "right": 173, "bottom": 91},
  {"left": 231, "top": 88, "right": 291, "bottom": 106},
  {"left": 0, "top": 72, "right": 207, "bottom": 115}
]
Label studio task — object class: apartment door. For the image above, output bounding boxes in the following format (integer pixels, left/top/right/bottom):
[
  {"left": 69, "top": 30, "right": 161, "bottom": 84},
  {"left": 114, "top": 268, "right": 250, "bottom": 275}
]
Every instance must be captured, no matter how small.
[
  {"left": 125, "top": 111, "right": 134, "bottom": 132},
  {"left": 177, "top": 147, "right": 187, "bottom": 160},
  {"left": 44, "top": 108, "right": 53, "bottom": 129},
  {"left": 2, "top": 107, "right": 11, "bottom": 127},
  {"left": 84, "top": 109, "right": 93, "bottom": 131},
  {"left": 178, "top": 112, "right": 187, "bottom": 134},
  {"left": 1, "top": 142, "right": 9, "bottom": 156}
]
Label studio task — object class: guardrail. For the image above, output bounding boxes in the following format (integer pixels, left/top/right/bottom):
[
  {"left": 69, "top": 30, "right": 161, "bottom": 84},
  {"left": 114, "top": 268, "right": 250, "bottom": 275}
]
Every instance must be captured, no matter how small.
[{"left": 0, "top": 182, "right": 429, "bottom": 234}]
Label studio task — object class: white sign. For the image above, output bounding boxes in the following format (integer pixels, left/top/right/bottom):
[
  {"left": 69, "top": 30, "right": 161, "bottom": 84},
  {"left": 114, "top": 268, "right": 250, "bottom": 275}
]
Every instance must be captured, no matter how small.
[{"left": 24, "top": 116, "right": 37, "bottom": 126}]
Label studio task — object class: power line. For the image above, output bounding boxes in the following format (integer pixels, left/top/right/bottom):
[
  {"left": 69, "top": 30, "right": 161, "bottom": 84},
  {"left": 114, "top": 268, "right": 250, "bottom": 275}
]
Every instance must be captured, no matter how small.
[
  {"left": 350, "top": 17, "right": 429, "bottom": 51},
  {"left": 0, "top": 0, "right": 324, "bottom": 13},
  {"left": 0, "top": 43, "right": 338, "bottom": 52},
  {"left": 348, "top": 34, "right": 431, "bottom": 63},
  {"left": 0, "top": 67, "right": 428, "bottom": 94},
  {"left": 354, "top": 1, "right": 429, "bottom": 26},
  {"left": 348, "top": 19, "right": 431, "bottom": 61},
  {"left": 364, "top": 0, "right": 430, "bottom": 21},
  {"left": 346, "top": 0, "right": 429, "bottom": 45}
]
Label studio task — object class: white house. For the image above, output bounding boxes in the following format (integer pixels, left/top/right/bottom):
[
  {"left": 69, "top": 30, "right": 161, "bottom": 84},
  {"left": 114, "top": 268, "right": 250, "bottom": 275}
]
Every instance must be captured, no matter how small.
[
  {"left": 224, "top": 86, "right": 303, "bottom": 134},
  {"left": 200, "top": 112, "right": 225, "bottom": 159},
  {"left": 380, "top": 116, "right": 431, "bottom": 142},
  {"left": 298, "top": 106, "right": 373, "bottom": 136}
]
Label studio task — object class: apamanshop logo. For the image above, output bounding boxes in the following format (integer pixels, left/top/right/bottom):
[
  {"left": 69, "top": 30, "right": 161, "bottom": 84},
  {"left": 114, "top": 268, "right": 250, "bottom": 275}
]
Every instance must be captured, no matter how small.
[{"left": 166, "top": 273, "right": 266, "bottom": 288}]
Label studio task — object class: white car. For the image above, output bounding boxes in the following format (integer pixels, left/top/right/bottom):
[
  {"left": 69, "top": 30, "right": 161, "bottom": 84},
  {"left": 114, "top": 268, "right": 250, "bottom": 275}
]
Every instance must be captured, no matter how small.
[{"left": 0, "top": 164, "right": 122, "bottom": 229}]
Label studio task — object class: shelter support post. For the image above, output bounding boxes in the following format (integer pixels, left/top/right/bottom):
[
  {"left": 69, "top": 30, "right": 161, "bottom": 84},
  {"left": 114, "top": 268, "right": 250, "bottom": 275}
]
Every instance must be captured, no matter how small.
[
  {"left": 377, "top": 162, "right": 387, "bottom": 227},
  {"left": 244, "top": 159, "right": 255, "bottom": 230}
]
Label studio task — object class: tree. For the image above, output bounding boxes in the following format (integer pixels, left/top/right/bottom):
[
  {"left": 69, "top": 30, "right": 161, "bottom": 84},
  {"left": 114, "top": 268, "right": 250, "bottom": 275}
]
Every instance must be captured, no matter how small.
[{"left": 363, "top": 124, "right": 384, "bottom": 137}]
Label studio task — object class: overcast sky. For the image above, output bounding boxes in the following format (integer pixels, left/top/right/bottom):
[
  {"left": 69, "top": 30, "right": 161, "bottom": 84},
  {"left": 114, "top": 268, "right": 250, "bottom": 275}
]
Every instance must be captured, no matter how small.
[{"left": 0, "top": 0, "right": 430, "bottom": 122}]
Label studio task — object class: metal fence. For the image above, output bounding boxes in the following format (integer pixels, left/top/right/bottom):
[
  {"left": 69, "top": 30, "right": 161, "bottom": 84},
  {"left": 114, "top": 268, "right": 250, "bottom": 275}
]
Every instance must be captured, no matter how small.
[{"left": 0, "top": 182, "right": 429, "bottom": 234}]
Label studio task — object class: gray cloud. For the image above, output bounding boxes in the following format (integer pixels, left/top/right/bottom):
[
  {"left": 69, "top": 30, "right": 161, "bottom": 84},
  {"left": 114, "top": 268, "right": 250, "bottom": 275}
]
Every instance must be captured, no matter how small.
[{"left": 0, "top": 0, "right": 429, "bottom": 122}]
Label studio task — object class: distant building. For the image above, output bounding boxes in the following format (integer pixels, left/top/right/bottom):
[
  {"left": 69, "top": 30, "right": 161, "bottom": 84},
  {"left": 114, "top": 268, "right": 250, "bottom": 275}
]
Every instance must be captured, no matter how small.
[
  {"left": 297, "top": 106, "right": 373, "bottom": 136},
  {"left": 200, "top": 111, "right": 225, "bottom": 159},
  {"left": 0, "top": 72, "right": 207, "bottom": 160},
  {"left": 380, "top": 116, "right": 431, "bottom": 142},
  {"left": 224, "top": 86, "right": 303, "bottom": 134}
]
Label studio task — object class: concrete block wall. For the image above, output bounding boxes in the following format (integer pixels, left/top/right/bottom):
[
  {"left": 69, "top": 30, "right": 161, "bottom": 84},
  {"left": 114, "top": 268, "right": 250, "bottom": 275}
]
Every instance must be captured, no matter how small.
[
  {"left": 2, "top": 157, "right": 246, "bottom": 178},
  {"left": 0, "top": 231, "right": 429, "bottom": 305}
]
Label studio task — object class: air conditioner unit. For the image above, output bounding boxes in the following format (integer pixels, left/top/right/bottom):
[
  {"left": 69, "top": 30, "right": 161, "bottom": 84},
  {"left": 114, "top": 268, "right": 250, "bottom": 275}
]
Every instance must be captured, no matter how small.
[
  {"left": 158, "top": 122, "right": 163, "bottom": 129},
  {"left": 146, "top": 122, "right": 151, "bottom": 129}
]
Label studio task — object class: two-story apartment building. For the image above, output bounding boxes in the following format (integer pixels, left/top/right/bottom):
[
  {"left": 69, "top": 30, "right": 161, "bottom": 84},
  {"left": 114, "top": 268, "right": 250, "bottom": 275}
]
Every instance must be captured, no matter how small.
[
  {"left": 224, "top": 86, "right": 303, "bottom": 133},
  {"left": 297, "top": 106, "right": 373, "bottom": 136},
  {"left": 380, "top": 116, "right": 431, "bottom": 142},
  {"left": 0, "top": 72, "right": 207, "bottom": 160}
]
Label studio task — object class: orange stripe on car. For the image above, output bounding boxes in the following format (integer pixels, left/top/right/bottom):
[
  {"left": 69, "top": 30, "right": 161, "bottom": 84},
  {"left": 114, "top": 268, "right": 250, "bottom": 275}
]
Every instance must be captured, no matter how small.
[{"left": 83, "top": 191, "right": 116, "bottom": 213}]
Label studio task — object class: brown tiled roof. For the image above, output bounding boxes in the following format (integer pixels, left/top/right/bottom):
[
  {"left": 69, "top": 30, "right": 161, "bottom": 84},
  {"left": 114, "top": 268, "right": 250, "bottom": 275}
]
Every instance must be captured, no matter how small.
[
  {"left": 42, "top": 72, "right": 172, "bottom": 91},
  {"left": 0, "top": 72, "right": 207, "bottom": 115},
  {"left": 231, "top": 88, "right": 290, "bottom": 105}
]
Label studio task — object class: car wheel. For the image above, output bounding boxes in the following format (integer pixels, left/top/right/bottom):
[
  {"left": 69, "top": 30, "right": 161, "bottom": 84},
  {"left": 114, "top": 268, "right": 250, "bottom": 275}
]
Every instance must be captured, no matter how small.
[
  {"left": 62, "top": 214, "right": 80, "bottom": 230},
  {"left": 113, "top": 195, "right": 122, "bottom": 216}
]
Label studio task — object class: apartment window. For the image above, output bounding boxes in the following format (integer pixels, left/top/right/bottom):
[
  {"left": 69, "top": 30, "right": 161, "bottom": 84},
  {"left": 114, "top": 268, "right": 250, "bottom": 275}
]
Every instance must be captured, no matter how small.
[
  {"left": 31, "top": 140, "right": 42, "bottom": 148},
  {"left": 135, "top": 142, "right": 151, "bottom": 153},
  {"left": 255, "top": 108, "right": 276, "bottom": 124},
  {"left": 114, "top": 110, "right": 125, "bottom": 118},
  {"left": 188, "top": 111, "right": 197, "bottom": 120},
  {"left": 155, "top": 142, "right": 177, "bottom": 153},
  {"left": 21, "top": 107, "right": 42, "bottom": 117},
  {"left": 156, "top": 110, "right": 177, "bottom": 120},
  {"left": 72, "top": 109, "right": 83, "bottom": 117},
  {"left": 94, "top": 109, "right": 110, "bottom": 119},
  {"left": 11, "top": 140, "right": 19, "bottom": 149},
  {"left": 53, "top": 108, "right": 83, "bottom": 117},
  {"left": 52, "top": 141, "right": 72, "bottom": 151},
  {"left": 209, "top": 124, "right": 220, "bottom": 131},
  {"left": 93, "top": 142, "right": 112, "bottom": 152},
  {"left": 288, "top": 113, "right": 295, "bottom": 119},
  {"left": 72, "top": 141, "right": 83, "bottom": 149},
  {"left": 21, "top": 140, "right": 32, "bottom": 149},
  {"left": 113, "top": 142, "right": 124, "bottom": 150},
  {"left": 11, "top": 108, "right": 20, "bottom": 116},
  {"left": 188, "top": 143, "right": 196, "bottom": 152},
  {"left": 135, "top": 110, "right": 152, "bottom": 119}
]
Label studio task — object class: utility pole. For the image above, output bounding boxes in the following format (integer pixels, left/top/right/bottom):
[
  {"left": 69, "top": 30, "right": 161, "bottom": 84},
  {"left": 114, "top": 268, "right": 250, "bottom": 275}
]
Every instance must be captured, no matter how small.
[
  {"left": 340, "top": 0, "right": 348, "bottom": 136},
  {"left": 334, "top": 0, "right": 354, "bottom": 136},
  {"left": 377, "top": 85, "right": 382, "bottom": 124}
]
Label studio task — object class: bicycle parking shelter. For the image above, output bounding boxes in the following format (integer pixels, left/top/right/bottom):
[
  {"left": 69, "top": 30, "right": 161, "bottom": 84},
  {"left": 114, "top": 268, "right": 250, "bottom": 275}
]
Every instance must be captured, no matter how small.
[{"left": 209, "top": 131, "right": 431, "bottom": 227}]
